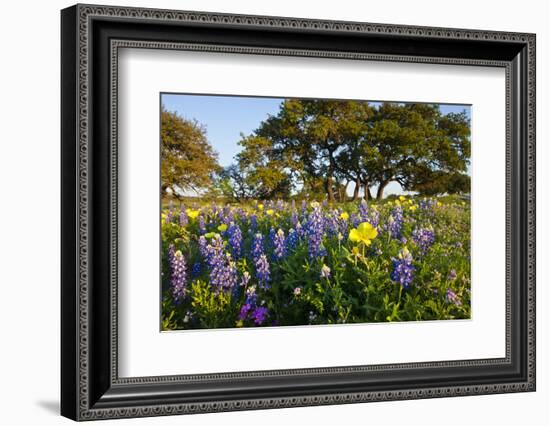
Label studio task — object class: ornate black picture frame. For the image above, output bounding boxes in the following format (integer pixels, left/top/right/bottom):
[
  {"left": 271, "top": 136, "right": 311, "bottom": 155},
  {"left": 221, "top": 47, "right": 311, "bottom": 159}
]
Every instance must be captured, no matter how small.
[{"left": 61, "top": 4, "right": 536, "bottom": 421}]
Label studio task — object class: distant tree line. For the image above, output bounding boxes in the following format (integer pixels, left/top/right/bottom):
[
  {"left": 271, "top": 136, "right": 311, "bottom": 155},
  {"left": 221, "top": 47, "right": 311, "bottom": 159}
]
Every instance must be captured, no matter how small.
[{"left": 161, "top": 100, "right": 470, "bottom": 201}]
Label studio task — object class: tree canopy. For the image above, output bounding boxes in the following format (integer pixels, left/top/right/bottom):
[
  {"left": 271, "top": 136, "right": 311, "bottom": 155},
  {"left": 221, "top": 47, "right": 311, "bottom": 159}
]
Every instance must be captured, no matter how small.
[
  {"left": 224, "top": 100, "right": 470, "bottom": 201},
  {"left": 161, "top": 108, "right": 221, "bottom": 197}
]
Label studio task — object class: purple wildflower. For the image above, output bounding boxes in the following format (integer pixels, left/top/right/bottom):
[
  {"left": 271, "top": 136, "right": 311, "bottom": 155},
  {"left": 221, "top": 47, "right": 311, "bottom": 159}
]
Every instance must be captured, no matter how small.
[
  {"left": 205, "top": 235, "right": 237, "bottom": 292},
  {"left": 179, "top": 206, "right": 188, "bottom": 227},
  {"left": 350, "top": 212, "right": 361, "bottom": 228},
  {"left": 251, "top": 306, "right": 269, "bottom": 325},
  {"left": 268, "top": 228, "right": 277, "bottom": 251},
  {"left": 245, "top": 285, "right": 257, "bottom": 305},
  {"left": 306, "top": 205, "right": 325, "bottom": 259},
  {"left": 390, "top": 247, "right": 415, "bottom": 289},
  {"left": 448, "top": 269, "right": 457, "bottom": 281},
  {"left": 165, "top": 203, "right": 174, "bottom": 224},
  {"left": 165, "top": 200, "right": 174, "bottom": 224},
  {"left": 286, "top": 228, "right": 299, "bottom": 251},
  {"left": 301, "top": 200, "right": 308, "bottom": 220},
  {"left": 412, "top": 227, "right": 435, "bottom": 254},
  {"left": 291, "top": 201, "right": 299, "bottom": 227},
  {"left": 198, "top": 236, "right": 209, "bottom": 259},
  {"left": 198, "top": 215, "right": 206, "bottom": 234},
  {"left": 338, "top": 213, "right": 349, "bottom": 236},
  {"left": 369, "top": 209, "right": 380, "bottom": 228},
  {"left": 445, "top": 289, "right": 462, "bottom": 306},
  {"left": 295, "top": 221, "right": 305, "bottom": 239},
  {"left": 238, "top": 285, "right": 258, "bottom": 321},
  {"left": 168, "top": 244, "right": 187, "bottom": 304},
  {"left": 191, "top": 262, "right": 201, "bottom": 278},
  {"left": 358, "top": 199, "right": 369, "bottom": 222},
  {"left": 251, "top": 233, "right": 264, "bottom": 263},
  {"left": 420, "top": 198, "right": 437, "bottom": 210},
  {"left": 255, "top": 254, "right": 271, "bottom": 288},
  {"left": 227, "top": 222, "right": 243, "bottom": 259},
  {"left": 238, "top": 304, "right": 252, "bottom": 321},
  {"left": 220, "top": 205, "right": 234, "bottom": 225},
  {"left": 325, "top": 209, "right": 340, "bottom": 237},
  {"left": 385, "top": 206, "right": 404, "bottom": 239},
  {"left": 240, "top": 271, "right": 251, "bottom": 287},
  {"left": 273, "top": 228, "right": 286, "bottom": 259},
  {"left": 249, "top": 214, "right": 257, "bottom": 231}
]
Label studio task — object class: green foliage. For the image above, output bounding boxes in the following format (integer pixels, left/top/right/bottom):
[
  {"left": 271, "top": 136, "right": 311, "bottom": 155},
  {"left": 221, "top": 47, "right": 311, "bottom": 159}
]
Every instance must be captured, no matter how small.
[
  {"left": 189, "top": 280, "right": 235, "bottom": 328},
  {"left": 161, "top": 107, "right": 221, "bottom": 195}
]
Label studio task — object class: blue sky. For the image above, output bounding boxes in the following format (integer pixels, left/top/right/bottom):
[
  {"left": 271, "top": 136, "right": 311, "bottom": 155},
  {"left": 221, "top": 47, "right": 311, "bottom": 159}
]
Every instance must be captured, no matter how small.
[{"left": 161, "top": 93, "right": 471, "bottom": 196}]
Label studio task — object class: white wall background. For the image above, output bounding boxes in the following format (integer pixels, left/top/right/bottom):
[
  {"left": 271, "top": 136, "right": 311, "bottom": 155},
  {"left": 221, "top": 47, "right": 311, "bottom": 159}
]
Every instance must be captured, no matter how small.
[{"left": 0, "top": 0, "right": 546, "bottom": 424}]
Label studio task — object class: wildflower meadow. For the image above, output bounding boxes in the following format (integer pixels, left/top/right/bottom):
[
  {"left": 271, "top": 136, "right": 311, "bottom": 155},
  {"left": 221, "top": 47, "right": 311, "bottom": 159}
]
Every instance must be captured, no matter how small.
[{"left": 161, "top": 196, "right": 471, "bottom": 330}]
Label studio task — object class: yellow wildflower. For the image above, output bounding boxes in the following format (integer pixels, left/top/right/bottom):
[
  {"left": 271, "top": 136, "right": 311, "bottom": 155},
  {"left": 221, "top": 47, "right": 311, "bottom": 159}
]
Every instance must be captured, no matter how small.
[
  {"left": 258, "top": 204, "right": 264, "bottom": 211},
  {"left": 266, "top": 209, "right": 275, "bottom": 216},
  {"left": 186, "top": 209, "right": 200, "bottom": 220},
  {"left": 217, "top": 224, "right": 227, "bottom": 232},
  {"left": 340, "top": 212, "right": 349, "bottom": 221},
  {"left": 409, "top": 205, "right": 418, "bottom": 212},
  {"left": 349, "top": 222, "right": 378, "bottom": 246},
  {"left": 399, "top": 195, "right": 406, "bottom": 202}
]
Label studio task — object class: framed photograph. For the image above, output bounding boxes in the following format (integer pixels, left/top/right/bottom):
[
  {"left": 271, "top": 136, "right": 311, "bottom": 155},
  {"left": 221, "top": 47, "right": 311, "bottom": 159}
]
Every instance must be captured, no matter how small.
[{"left": 61, "top": 4, "right": 536, "bottom": 421}]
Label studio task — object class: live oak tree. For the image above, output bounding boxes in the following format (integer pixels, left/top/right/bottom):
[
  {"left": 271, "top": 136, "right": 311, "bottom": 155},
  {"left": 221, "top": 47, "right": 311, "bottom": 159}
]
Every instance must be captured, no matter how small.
[
  {"left": 358, "top": 103, "right": 470, "bottom": 199},
  {"left": 213, "top": 164, "right": 253, "bottom": 201},
  {"left": 161, "top": 108, "right": 221, "bottom": 197},
  {"left": 235, "top": 100, "right": 470, "bottom": 200},
  {"left": 236, "top": 134, "right": 292, "bottom": 199},
  {"left": 212, "top": 134, "right": 292, "bottom": 201},
  {"left": 253, "top": 99, "right": 376, "bottom": 202}
]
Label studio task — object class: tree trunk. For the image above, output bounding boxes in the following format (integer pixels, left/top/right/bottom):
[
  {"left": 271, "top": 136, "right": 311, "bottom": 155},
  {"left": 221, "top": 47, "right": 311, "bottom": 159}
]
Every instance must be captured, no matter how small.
[
  {"left": 326, "top": 176, "right": 335, "bottom": 202},
  {"left": 363, "top": 182, "right": 373, "bottom": 201},
  {"left": 326, "top": 152, "right": 336, "bottom": 202},
  {"left": 341, "top": 181, "right": 350, "bottom": 202},
  {"left": 352, "top": 176, "right": 361, "bottom": 201},
  {"left": 376, "top": 180, "right": 391, "bottom": 200}
]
